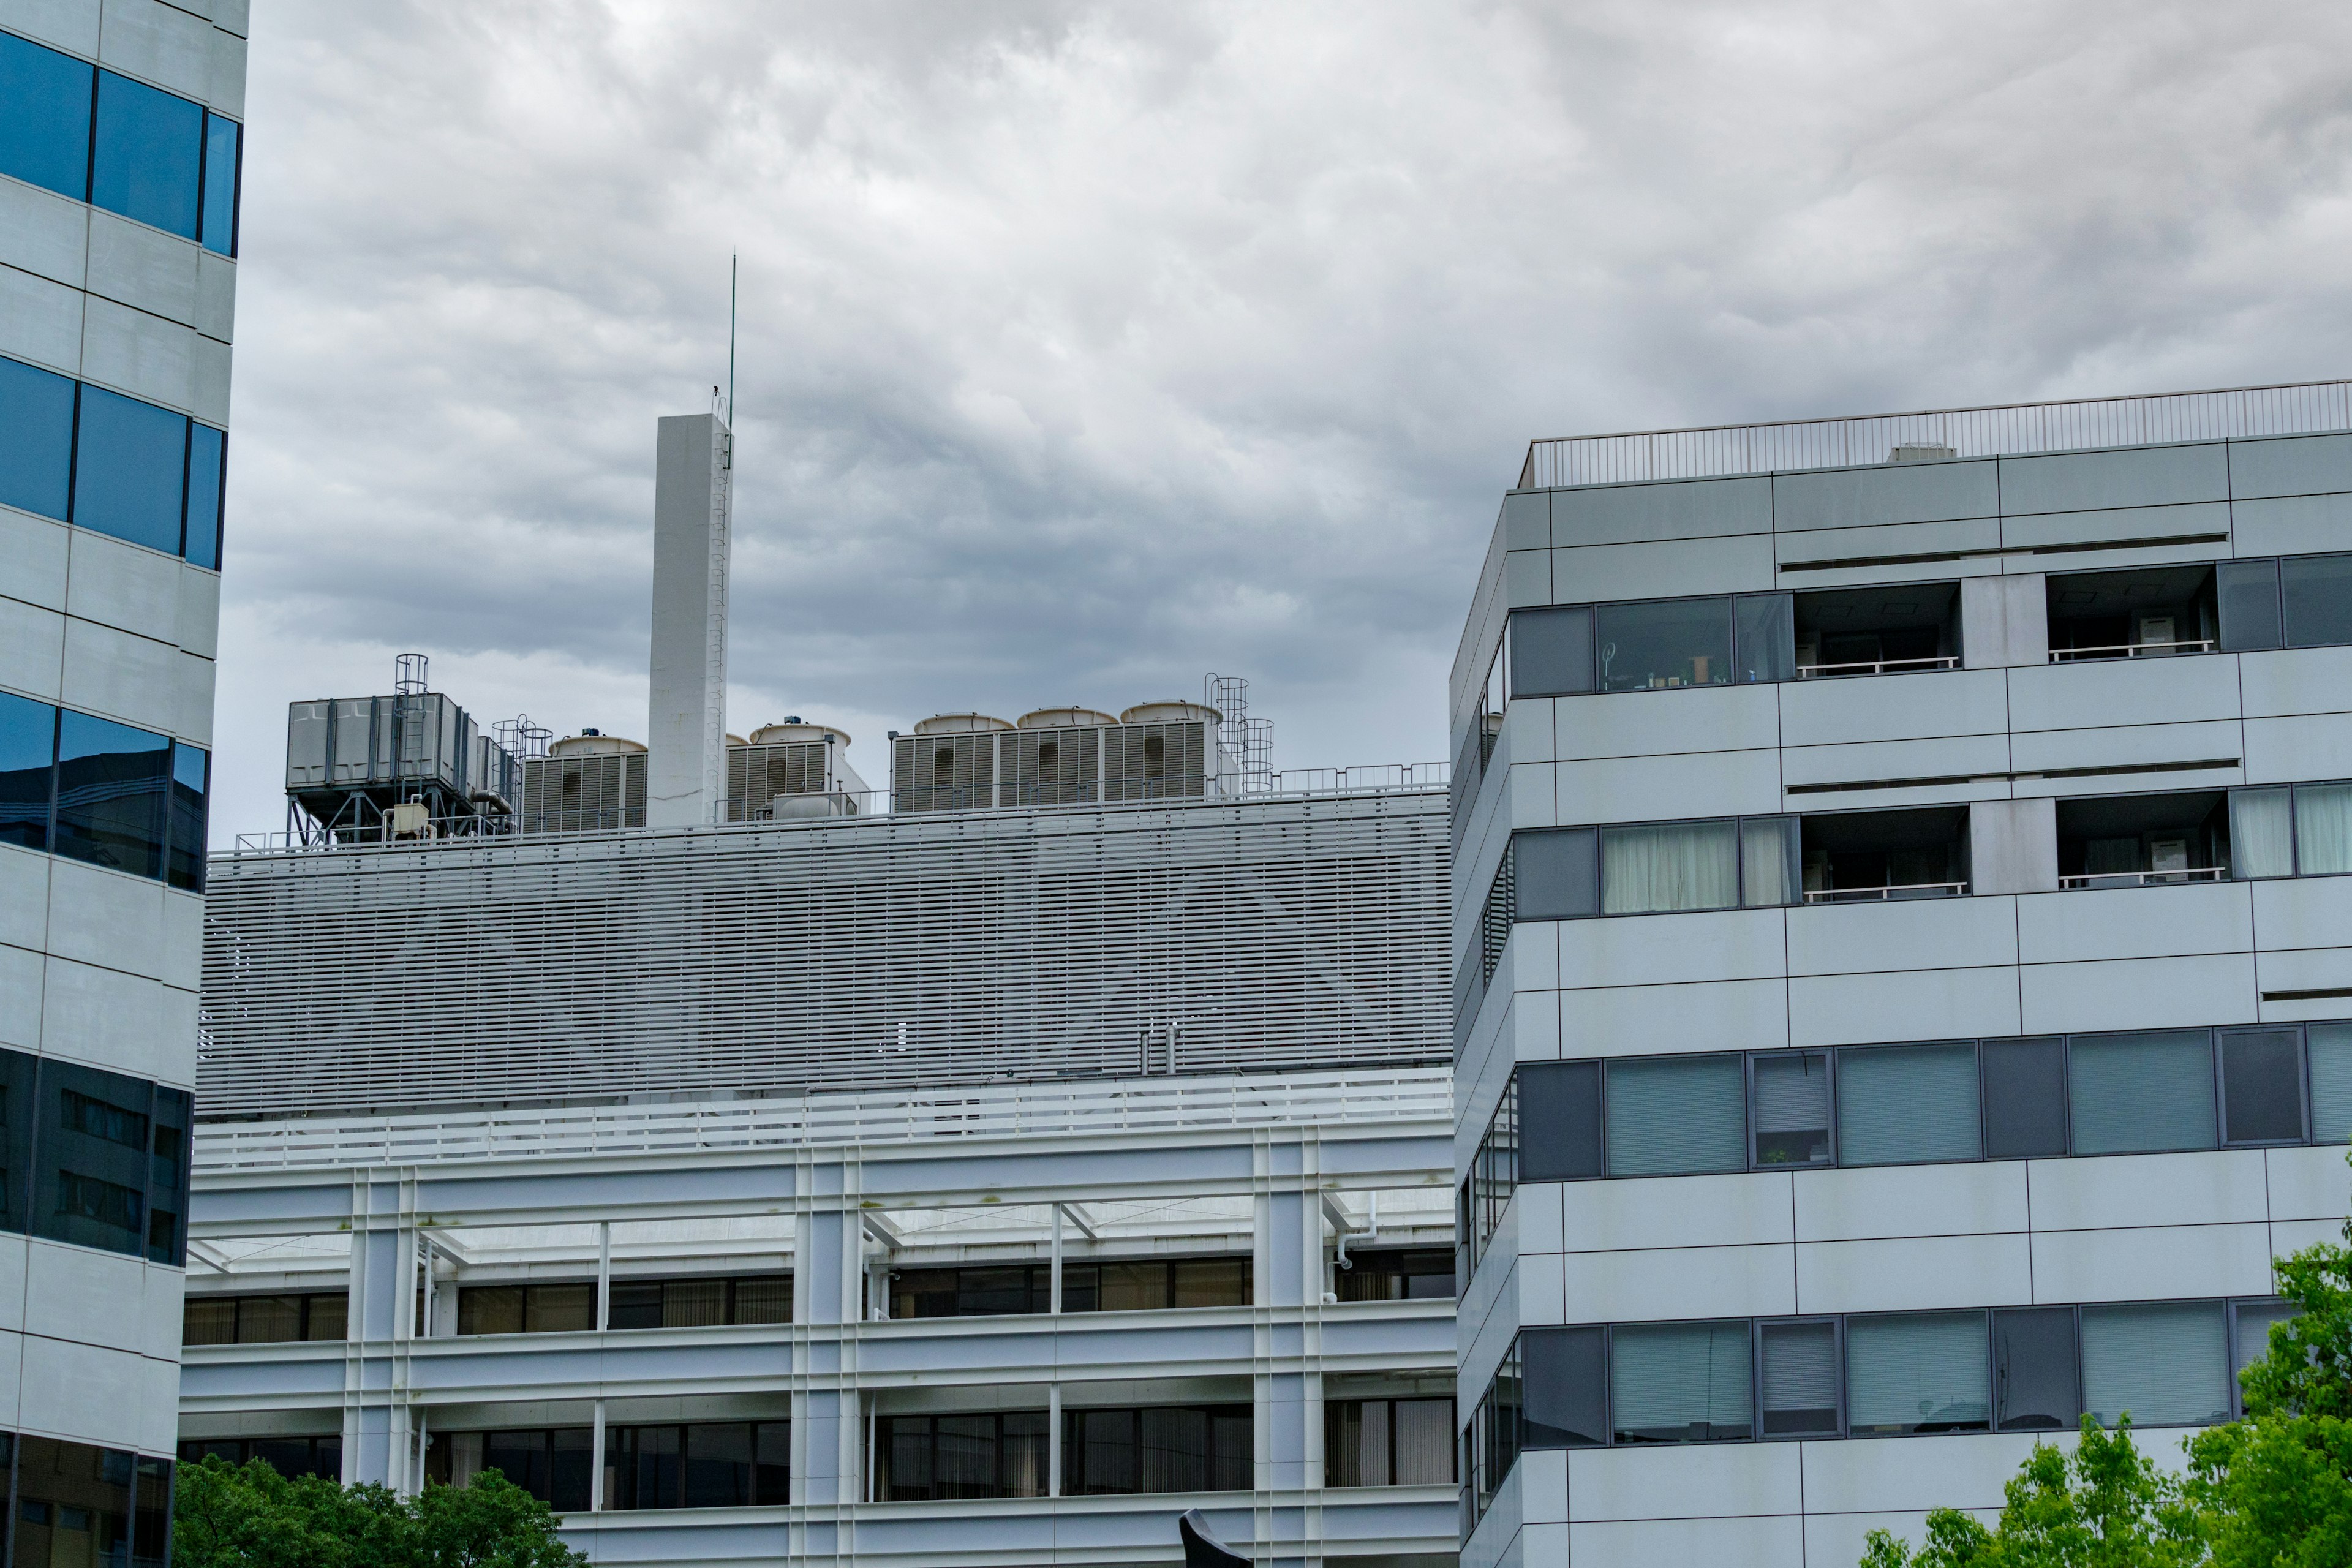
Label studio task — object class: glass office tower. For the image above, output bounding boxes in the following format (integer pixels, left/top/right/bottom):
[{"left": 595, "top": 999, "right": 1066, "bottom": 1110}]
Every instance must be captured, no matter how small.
[
  {"left": 1453, "top": 390, "right": 2352, "bottom": 1565},
  {"left": 0, "top": 0, "right": 246, "bottom": 1547}
]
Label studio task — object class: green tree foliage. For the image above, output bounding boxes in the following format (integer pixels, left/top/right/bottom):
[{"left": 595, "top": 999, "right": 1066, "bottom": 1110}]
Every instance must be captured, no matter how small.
[
  {"left": 1861, "top": 1205, "right": 2352, "bottom": 1568},
  {"left": 174, "top": 1458, "right": 587, "bottom": 1568}
]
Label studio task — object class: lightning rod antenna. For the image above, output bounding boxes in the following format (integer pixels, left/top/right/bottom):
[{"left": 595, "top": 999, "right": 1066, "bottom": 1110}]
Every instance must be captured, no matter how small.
[{"left": 728, "top": 254, "right": 737, "bottom": 427}]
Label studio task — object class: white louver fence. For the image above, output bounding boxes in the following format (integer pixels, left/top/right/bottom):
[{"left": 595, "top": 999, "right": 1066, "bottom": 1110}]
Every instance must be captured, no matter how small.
[{"left": 198, "top": 789, "right": 1451, "bottom": 1118}]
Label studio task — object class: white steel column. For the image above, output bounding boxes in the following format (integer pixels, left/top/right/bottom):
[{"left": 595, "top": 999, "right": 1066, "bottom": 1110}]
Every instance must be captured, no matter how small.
[
  {"left": 1047, "top": 1383, "right": 1062, "bottom": 1499},
  {"left": 590, "top": 1401, "right": 606, "bottom": 1511},
  {"left": 597, "top": 1221, "right": 612, "bottom": 1332}
]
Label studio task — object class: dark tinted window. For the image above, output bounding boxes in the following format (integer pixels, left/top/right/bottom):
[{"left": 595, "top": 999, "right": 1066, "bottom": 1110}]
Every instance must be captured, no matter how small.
[
  {"left": 0, "top": 692, "right": 56, "bottom": 851},
  {"left": 1596, "top": 597, "right": 1732, "bottom": 693},
  {"left": 72, "top": 385, "right": 188, "bottom": 554},
  {"left": 1760, "top": 1320, "right": 1839, "bottom": 1436},
  {"left": 134, "top": 1453, "right": 171, "bottom": 1567},
  {"left": 92, "top": 70, "right": 202, "bottom": 238},
  {"left": 0, "top": 354, "right": 77, "bottom": 521},
  {"left": 0, "top": 1047, "right": 35, "bottom": 1235},
  {"left": 185, "top": 423, "right": 225, "bottom": 569},
  {"left": 2221, "top": 1028, "right": 2303, "bottom": 1144},
  {"left": 1734, "top": 592, "right": 1796, "bottom": 683},
  {"left": 1992, "top": 1306, "right": 2079, "bottom": 1432},
  {"left": 2217, "top": 559, "right": 2283, "bottom": 651},
  {"left": 201, "top": 113, "right": 240, "bottom": 254},
  {"left": 1510, "top": 606, "right": 1594, "bottom": 696},
  {"left": 2282, "top": 553, "right": 2352, "bottom": 649},
  {"left": 1983, "top": 1036, "right": 2068, "bottom": 1158},
  {"left": 1522, "top": 1324, "right": 1606, "bottom": 1447},
  {"left": 167, "top": 744, "right": 208, "bottom": 891},
  {"left": 1519, "top": 1060, "right": 1602, "bottom": 1181},
  {"left": 1752, "top": 1052, "right": 1832, "bottom": 1167},
  {"left": 0, "top": 31, "right": 94, "bottom": 199},
  {"left": 880, "top": 1412, "right": 1047, "bottom": 1500},
  {"left": 1515, "top": 826, "right": 1597, "bottom": 920},
  {"left": 17, "top": 1436, "right": 137, "bottom": 1568},
  {"left": 147, "top": 1084, "right": 189, "bottom": 1264},
  {"left": 34, "top": 1058, "right": 153, "bottom": 1256},
  {"left": 54, "top": 709, "right": 170, "bottom": 878}
]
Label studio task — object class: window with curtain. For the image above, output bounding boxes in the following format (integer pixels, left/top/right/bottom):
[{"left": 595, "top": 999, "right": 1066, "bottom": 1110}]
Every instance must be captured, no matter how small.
[
  {"left": 1610, "top": 1322, "right": 1753, "bottom": 1442},
  {"left": 1839, "top": 1042, "right": 1980, "bottom": 1164},
  {"left": 2230, "top": 787, "right": 2293, "bottom": 878},
  {"left": 1752, "top": 1053, "right": 1831, "bottom": 1166},
  {"left": 1846, "top": 1312, "right": 1989, "bottom": 1434},
  {"left": 1760, "top": 1321, "right": 1839, "bottom": 1436},
  {"left": 2068, "top": 1032, "right": 2217, "bottom": 1155},
  {"left": 1601, "top": 820, "right": 1738, "bottom": 913},
  {"left": 2310, "top": 1023, "right": 2352, "bottom": 1143},
  {"left": 2294, "top": 783, "right": 2352, "bottom": 876},
  {"left": 1741, "top": 817, "right": 1799, "bottom": 907},
  {"left": 2080, "top": 1302, "right": 2231, "bottom": 1428},
  {"left": 1605, "top": 1056, "right": 1745, "bottom": 1176}
]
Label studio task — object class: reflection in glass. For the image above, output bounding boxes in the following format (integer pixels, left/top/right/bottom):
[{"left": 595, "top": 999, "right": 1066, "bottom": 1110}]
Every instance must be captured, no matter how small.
[
  {"left": 2311, "top": 1023, "right": 2352, "bottom": 1143},
  {"left": 2282, "top": 553, "right": 2352, "bottom": 650},
  {"left": 186, "top": 423, "right": 227, "bottom": 570},
  {"left": 202, "top": 113, "right": 242, "bottom": 255},
  {"left": 2081, "top": 1302, "right": 2231, "bottom": 1427},
  {"left": 1611, "top": 1321, "right": 1753, "bottom": 1442},
  {"left": 1760, "top": 1321, "right": 1839, "bottom": 1436},
  {"left": 0, "top": 31, "right": 96, "bottom": 199},
  {"left": 72, "top": 385, "right": 189, "bottom": 555},
  {"left": 1511, "top": 605, "right": 1595, "bottom": 697},
  {"left": 2220, "top": 1029, "right": 2303, "bottom": 1144},
  {"left": 1992, "top": 1306, "right": 2081, "bottom": 1432},
  {"left": 1847, "top": 1311, "right": 1989, "bottom": 1434},
  {"left": 0, "top": 355, "right": 77, "bottom": 521},
  {"left": 1734, "top": 593, "right": 1797, "bottom": 683},
  {"left": 0, "top": 691, "right": 56, "bottom": 851},
  {"left": 2217, "top": 558, "right": 2284, "bottom": 651},
  {"left": 54, "top": 709, "right": 171, "bottom": 878},
  {"left": 92, "top": 70, "right": 204, "bottom": 238},
  {"left": 1596, "top": 598, "right": 1732, "bottom": 693}
]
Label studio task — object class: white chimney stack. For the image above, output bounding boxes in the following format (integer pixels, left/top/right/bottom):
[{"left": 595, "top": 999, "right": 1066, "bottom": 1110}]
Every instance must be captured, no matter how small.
[{"left": 646, "top": 412, "right": 731, "bottom": 827}]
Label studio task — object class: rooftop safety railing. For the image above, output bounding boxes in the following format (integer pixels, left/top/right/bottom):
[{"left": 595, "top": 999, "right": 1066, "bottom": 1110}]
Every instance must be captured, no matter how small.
[
  {"left": 191, "top": 1066, "right": 1456, "bottom": 1174},
  {"left": 228, "top": 763, "right": 1451, "bottom": 856},
  {"left": 2058, "top": 867, "right": 2228, "bottom": 889},
  {"left": 1518, "top": 378, "right": 2352, "bottom": 489}
]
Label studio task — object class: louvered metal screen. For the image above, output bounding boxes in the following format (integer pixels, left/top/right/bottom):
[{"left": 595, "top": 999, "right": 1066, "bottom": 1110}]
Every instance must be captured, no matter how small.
[
  {"left": 1000, "top": 728, "right": 1099, "bottom": 808},
  {"left": 198, "top": 789, "right": 1449, "bottom": 1117},
  {"left": 519, "top": 754, "right": 646, "bottom": 834},
  {"left": 893, "top": 734, "right": 997, "bottom": 813},
  {"left": 726, "top": 742, "right": 833, "bottom": 821},
  {"left": 1104, "top": 722, "right": 1208, "bottom": 802}
]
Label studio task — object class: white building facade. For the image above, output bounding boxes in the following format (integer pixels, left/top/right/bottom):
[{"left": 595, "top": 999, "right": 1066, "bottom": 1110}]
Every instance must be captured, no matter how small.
[
  {"left": 1452, "top": 389, "right": 2352, "bottom": 1566},
  {"left": 184, "top": 785, "right": 1461, "bottom": 1567},
  {"left": 0, "top": 0, "right": 246, "bottom": 1552}
]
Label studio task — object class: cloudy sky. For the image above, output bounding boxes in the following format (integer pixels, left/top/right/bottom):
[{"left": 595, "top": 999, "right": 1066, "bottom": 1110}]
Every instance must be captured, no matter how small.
[{"left": 214, "top": 0, "right": 2352, "bottom": 839}]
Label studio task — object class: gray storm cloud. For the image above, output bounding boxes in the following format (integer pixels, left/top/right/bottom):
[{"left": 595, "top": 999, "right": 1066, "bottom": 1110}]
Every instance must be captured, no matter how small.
[{"left": 212, "top": 0, "right": 2352, "bottom": 840}]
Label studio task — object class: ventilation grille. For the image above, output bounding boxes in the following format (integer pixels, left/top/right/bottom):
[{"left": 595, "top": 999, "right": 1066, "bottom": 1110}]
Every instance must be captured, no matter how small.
[
  {"left": 727, "top": 742, "right": 833, "bottom": 821},
  {"left": 519, "top": 754, "right": 646, "bottom": 833}
]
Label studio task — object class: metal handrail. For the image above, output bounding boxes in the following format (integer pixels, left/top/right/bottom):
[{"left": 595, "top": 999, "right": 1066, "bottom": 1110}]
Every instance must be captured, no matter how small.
[
  {"left": 1803, "top": 881, "right": 1968, "bottom": 903},
  {"left": 191, "top": 1066, "right": 1456, "bottom": 1174},
  {"left": 2048, "top": 639, "right": 2217, "bottom": 662},
  {"left": 2059, "top": 867, "right": 2228, "bottom": 889},
  {"left": 225, "top": 763, "right": 1453, "bottom": 858},
  {"left": 1519, "top": 378, "right": 2352, "bottom": 488},
  {"left": 1796, "top": 655, "right": 1961, "bottom": 678}
]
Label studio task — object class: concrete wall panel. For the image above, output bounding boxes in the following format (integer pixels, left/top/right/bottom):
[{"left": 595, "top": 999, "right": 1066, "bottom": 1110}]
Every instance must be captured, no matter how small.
[
  {"left": 2007, "top": 654, "right": 2242, "bottom": 736},
  {"left": 0, "top": 176, "right": 89, "bottom": 289},
  {"left": 2226, "top": 433, "right": 2352, "bottom": 500},
  {"left": 1778, "top": 670, "right": 2008, "bottom": 750},
  {"left": 0, "top": 510, "right": 71, "bottom": 612},
  {"left": 1997, "top": 444, "right": 2228, "bottom": 516},
  {"left": 1558, "top": 1172, "right": 1795, "bottom": 1254},
  {"left": 1548, "top": 475, "right": 1773, "bottom": 548},
  {"left": 1558, "top": 1242, "right": 1795, "bottom": 1322},
  {"left": 2018, "top": 952, "right": 2256, "bottom": 1035},
  {"left": 1556, "top": 908, "right": 1787, "bottom": 990},
  {"left": 1796, "top": 1233, "right": 2031, "bottom": 1313},
  {"left": 0, "top": 597, "right": 65, "bottom": 701},
  {"left": 2016, "top": 883, "right": 2252, "bottom": 966},
  {"left": 1550, "top": 684, "right": 1782, "bottom": 763},
  {"left": 1793, "top": 1161, "right": 2028, "bottom": 1244},
  {"left": 1789, "top": 965, "right": 2022, "bottom": 1049},
  {"left": 1556, "top": 978, "right": 1790, "bottom": 1057},
  {"left": 1567, "top": 1440, "right": 1801, "bottom": 1523},
  {"left": 1772, "top": 460, "right": 1999, "bottom": 533},
  {"left": 2029, "top": 1221, "right": 2273, "bottom": 1303},
  {"left": 2026, "top": 1152, "right": 2268, "bottom": 1232},
  {"left": 0, "top": 260, "right": 85, "bottom": 375},
  {"left": 1550, "top": 533, "right": 1779, "bottom": 602},
  {"left": 1786, "top": 897, "right": 2017, "bottom": 978}
]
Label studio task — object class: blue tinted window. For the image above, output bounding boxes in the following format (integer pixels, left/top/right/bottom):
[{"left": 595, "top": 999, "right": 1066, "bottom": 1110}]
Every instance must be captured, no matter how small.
[
  {"left": 167, "top": 742, "right": 207, "bottom": 891},
  {"left": 0, "top": 692, "right": 57, "bottom": 851},
  {"left": 201, "top": 113, "right": 239, "bottom": 254},
  {"left": 0, "top": 356, "right": 77, "bottom": 521},
  {"left": 54, "top": 709, "right": 170, "bottom": 878},
  {"left": 0, "top": 30, "right": 94, "bottom": 200},
  {"left": 185, "top": 423, "right": 224, "bottom": 568},
  {"left": 91, "top": 70, "right": 201, "bottom": 239},
  {"left": 74, "top": 384, "right": 187, "bottom": 552}
]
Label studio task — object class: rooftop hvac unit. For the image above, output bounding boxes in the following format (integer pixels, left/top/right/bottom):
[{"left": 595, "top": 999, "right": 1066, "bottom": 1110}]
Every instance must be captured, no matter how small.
[
  {"left": 284, "top": 690, "right": 516, "bottom": 843},
  {"left": 518, "top": 738, "right": 648, "bottom": 834},
  {"left": 725, "top": 729, "right": 868, "bottom": 822}
]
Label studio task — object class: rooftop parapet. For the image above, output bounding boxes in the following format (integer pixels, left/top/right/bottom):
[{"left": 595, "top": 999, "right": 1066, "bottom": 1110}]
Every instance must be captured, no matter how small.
[{"left": 1519, "top": 378, "right": 2352, "bottom": 489}]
